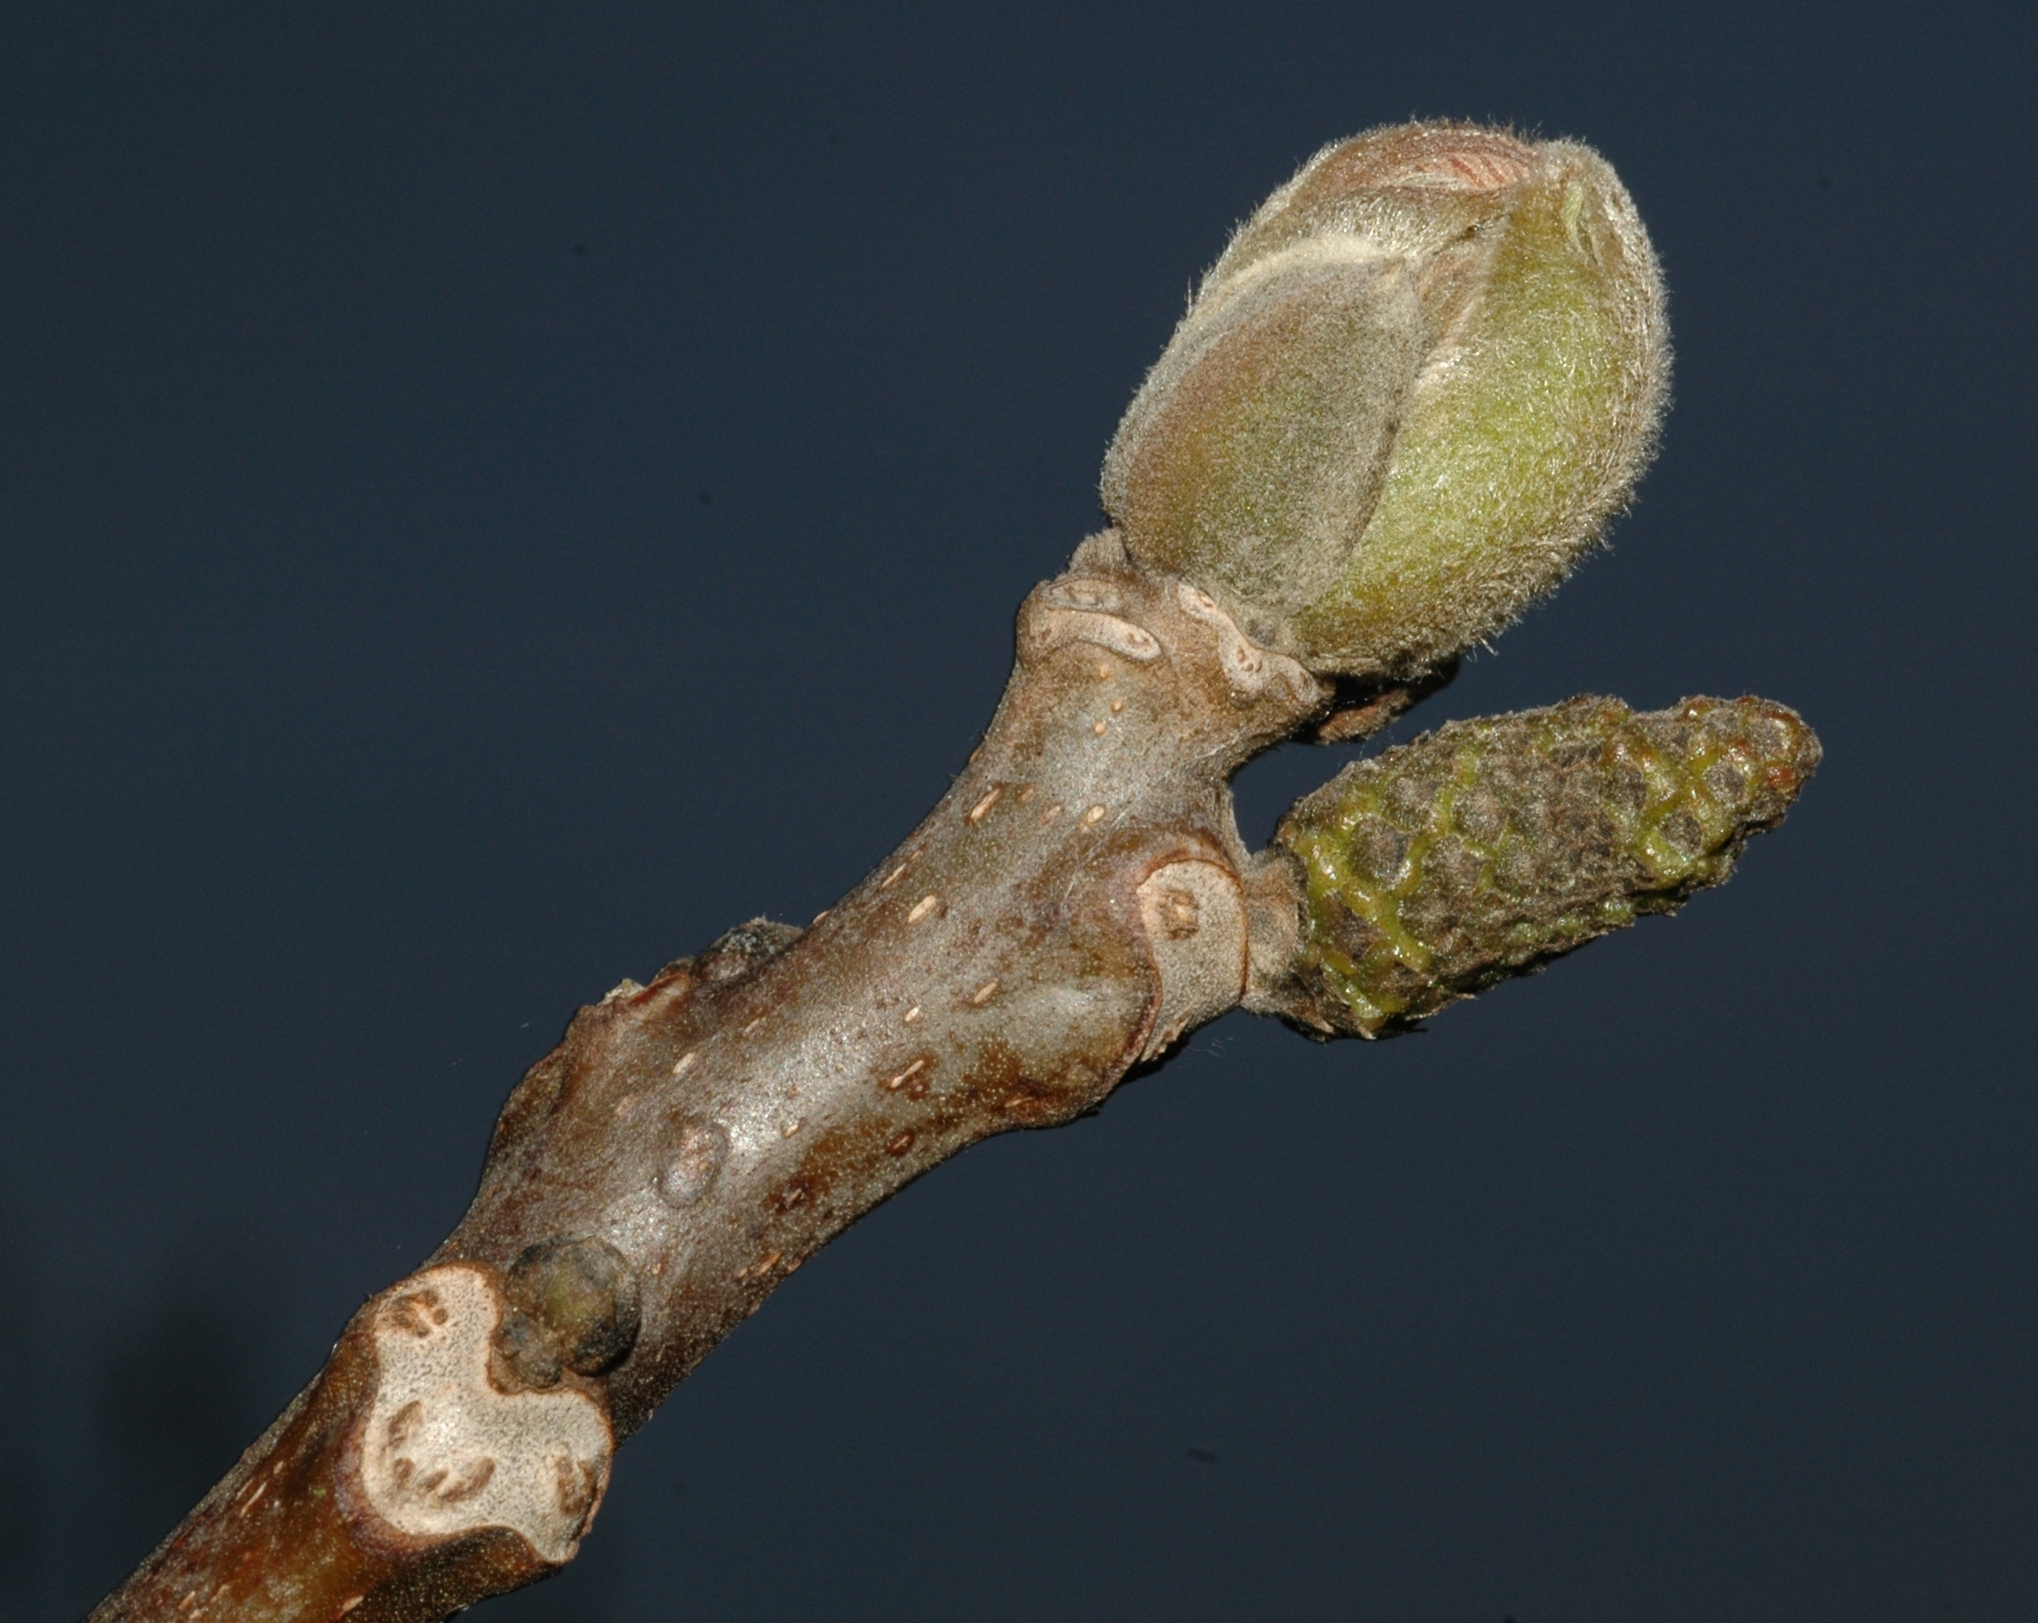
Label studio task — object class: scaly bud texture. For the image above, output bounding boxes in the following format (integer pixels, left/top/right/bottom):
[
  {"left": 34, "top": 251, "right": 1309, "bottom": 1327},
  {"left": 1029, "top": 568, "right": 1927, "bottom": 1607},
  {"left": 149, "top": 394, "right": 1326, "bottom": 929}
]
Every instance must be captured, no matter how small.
[
  {"left": 1251, "top": 696, "right": 1821, "bottom": 1036},
  {"left": 1103, "top": 122, "right": 1669, "bottom": 677}
]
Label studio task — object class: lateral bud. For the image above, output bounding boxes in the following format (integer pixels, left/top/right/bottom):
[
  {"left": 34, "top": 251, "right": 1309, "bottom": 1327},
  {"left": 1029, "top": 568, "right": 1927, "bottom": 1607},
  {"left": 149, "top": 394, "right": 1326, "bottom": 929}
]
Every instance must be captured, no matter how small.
[{"left": 494, "top": 1235, "right": 643, "bottom": 1388}]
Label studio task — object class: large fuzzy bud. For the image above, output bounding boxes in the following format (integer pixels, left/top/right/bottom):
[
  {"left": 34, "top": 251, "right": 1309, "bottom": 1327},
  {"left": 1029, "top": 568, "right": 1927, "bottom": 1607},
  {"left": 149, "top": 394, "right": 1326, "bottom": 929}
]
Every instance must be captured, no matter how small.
[{"left": 1101, "top": 122, "right": 1669, "bottom": 678}]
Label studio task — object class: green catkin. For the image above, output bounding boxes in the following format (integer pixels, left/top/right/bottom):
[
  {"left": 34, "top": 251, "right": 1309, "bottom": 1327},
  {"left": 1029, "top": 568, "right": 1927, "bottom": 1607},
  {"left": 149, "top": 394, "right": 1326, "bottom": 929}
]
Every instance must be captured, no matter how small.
[{"left": 1269, "top": 696, "right": 1820, "bottom": 1036}]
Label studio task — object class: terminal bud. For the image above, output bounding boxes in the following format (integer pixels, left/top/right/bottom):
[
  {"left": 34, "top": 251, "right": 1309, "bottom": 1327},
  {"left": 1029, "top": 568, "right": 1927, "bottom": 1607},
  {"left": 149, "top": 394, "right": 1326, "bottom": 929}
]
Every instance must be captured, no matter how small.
[{"left": 1102, "top": 121, "right": 1669, "bottom": 677}]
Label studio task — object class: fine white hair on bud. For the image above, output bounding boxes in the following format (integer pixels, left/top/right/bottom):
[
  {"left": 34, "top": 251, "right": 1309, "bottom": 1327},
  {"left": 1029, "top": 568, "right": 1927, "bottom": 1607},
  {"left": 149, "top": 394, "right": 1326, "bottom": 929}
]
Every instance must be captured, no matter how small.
[{"left": 1102, "top": 121, "right": 1670, "bottom": 678}]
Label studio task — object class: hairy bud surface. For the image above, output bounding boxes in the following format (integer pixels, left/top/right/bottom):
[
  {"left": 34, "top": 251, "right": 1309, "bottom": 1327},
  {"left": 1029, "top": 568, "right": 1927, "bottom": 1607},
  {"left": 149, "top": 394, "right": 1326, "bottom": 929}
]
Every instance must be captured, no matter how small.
[{"left": 1103, "top": 121, "right": 1669, "bottom": 677}]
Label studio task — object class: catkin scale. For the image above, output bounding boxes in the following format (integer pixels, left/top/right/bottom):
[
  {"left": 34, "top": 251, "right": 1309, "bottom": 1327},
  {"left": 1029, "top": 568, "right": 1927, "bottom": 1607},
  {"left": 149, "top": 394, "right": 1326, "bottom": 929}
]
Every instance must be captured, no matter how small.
[
  {"left": 1103, "top": 122, "right": 1669, "bottom": 678},
  {"left": 1254, "top": 696, "right": 1821, "bottom": 1036}
]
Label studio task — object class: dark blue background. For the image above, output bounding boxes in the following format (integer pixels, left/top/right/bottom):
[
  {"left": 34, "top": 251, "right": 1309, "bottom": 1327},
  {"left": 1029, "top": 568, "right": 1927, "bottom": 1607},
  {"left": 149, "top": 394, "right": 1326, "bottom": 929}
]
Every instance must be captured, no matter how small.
[{"left": 3, "top": 3, "right": 2032, "bottom": 1618}]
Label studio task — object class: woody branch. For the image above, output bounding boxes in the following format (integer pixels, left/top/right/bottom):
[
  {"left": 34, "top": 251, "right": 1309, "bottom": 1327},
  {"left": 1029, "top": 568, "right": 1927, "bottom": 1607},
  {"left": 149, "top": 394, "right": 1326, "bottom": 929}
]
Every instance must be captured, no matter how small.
[{"left": 90, "top": 120, "right": 1819, "bottom": 1622}]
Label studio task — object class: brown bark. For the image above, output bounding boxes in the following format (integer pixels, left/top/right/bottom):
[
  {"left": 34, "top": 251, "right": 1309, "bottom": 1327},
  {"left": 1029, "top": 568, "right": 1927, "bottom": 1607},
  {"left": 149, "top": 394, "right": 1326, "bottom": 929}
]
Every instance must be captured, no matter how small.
[
  {"left": 92, "top": 543, "right": 1325, "bottom": 1622},
  {"left": 91, "top": 539, "right": 1815, "bottom": 1622}
]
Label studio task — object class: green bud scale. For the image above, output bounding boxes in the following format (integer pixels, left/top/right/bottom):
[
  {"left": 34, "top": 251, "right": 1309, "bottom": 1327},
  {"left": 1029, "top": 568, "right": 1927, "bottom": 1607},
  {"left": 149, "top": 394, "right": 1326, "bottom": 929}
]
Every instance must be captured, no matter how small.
[{"left": 1104, "top": 122, "right": 1669, "bottom": 678}]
